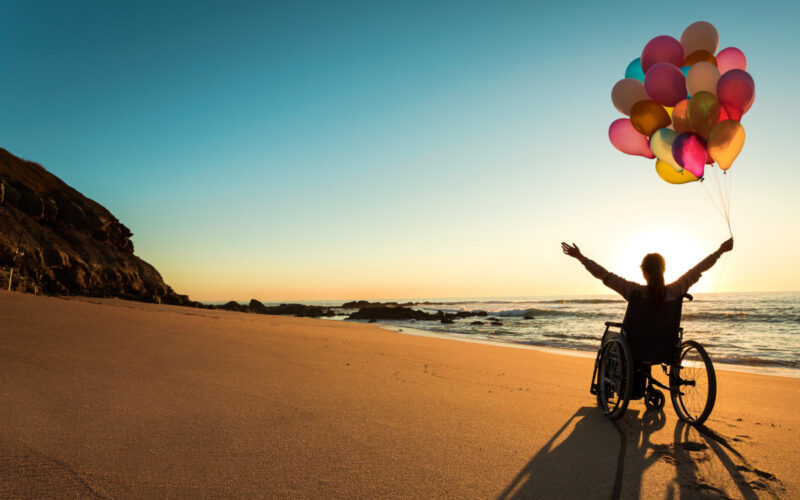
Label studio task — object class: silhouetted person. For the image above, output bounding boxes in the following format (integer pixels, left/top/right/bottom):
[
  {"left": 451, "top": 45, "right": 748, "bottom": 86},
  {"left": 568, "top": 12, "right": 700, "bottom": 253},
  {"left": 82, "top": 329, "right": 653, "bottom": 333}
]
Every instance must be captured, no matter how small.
[{"left": 561, "top": 238, "right": 733, "bottom": 303}]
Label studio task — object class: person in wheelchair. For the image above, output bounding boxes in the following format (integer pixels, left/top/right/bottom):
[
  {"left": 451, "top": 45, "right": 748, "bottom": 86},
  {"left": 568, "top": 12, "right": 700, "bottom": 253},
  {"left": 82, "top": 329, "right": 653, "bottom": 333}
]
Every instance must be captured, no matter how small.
[{"left": 561, "top": 238, "right": 734, "bottom": 423}]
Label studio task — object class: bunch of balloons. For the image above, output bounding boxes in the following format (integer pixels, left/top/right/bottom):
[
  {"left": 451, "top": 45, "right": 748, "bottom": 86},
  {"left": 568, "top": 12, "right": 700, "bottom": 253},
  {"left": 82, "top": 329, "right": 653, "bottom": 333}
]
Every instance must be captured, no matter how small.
[{"left": 609, "top": 21, "right": 753, "bottom": 185}]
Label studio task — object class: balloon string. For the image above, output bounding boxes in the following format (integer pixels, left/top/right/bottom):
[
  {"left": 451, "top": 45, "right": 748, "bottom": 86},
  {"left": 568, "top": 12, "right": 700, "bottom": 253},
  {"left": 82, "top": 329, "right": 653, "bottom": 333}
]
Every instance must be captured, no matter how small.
[
  {"left": 709, "top": 168, "right": 732, "bottom": 292},
  {"left": 698, "top": 183, "right": 725, "bottom": 225},
  {"left": 711, "top": 167, "right": 724, "bottom": 219},
  {"left": 711, "top": 165, "right": 732, "bottom": 237},
  {"left": 726, "top": 171, "right": 733, "bottom": 230},
  {"left": 697, "top": 178, "right": 727, "bottom": 223}
]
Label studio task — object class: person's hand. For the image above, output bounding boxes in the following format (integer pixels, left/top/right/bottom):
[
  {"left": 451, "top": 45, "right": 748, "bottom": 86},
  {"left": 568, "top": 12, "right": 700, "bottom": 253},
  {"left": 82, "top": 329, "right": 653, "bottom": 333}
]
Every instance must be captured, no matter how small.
[
  {"left": 561, "top": 242, "right": 582, "bottom": 259},
  {"left": 719, "top": 237, "right": 733, "bottom": 253}
]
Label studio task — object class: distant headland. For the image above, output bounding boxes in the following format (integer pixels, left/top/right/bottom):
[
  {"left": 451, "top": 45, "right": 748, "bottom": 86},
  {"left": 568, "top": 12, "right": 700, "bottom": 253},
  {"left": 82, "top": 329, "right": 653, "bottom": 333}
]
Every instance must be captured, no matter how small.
[{"left": 0, "top": 149, "right": 489, "bottom": 323}]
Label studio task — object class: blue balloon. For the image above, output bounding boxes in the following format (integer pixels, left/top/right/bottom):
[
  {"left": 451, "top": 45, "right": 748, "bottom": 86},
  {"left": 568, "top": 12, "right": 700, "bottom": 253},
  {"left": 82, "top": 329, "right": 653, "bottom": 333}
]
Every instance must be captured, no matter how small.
[
  {"left": 625, "top": 58, "right": 645, "bottom": 82},
  {"left": 681, "top": 66, "right": 691, "bottom": 98}
]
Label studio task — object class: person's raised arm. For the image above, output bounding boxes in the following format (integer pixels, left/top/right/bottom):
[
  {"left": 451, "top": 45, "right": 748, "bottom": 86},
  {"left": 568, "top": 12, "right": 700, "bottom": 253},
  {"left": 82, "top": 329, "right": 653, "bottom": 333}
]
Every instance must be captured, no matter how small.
[
  {"left": 561, "top": 242, "right": 637, "bottom": 300},
  {"left": 673, "top": 238, "right": 734, "bottom": 292}
]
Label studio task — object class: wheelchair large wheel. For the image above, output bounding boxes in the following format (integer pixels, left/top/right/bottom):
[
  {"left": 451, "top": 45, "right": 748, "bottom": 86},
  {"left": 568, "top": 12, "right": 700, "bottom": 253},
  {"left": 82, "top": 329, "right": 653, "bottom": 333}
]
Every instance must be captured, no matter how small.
[
  {"left": 596, "top": 337, "right": 633, "bottom": 419},
  {"left": 670, "top": 340, "right": 716, "bottom": 426}
]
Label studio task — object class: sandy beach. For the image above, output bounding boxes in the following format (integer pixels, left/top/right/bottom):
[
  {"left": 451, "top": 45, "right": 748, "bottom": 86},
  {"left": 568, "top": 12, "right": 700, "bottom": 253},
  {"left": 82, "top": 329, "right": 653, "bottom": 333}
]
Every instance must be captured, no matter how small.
[{"left": 1, "top": 290, "right": 797, "bottom": 498}]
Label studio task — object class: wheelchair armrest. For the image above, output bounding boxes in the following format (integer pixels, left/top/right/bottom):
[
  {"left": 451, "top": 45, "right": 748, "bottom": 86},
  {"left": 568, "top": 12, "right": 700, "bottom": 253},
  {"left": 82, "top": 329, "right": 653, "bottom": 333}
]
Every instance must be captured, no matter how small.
[
  {"left": 683, "top": 293, "right": 693, "bottom": 301},
  {"left": 604, "top": 322, "right": 623, "bottom": 328}
]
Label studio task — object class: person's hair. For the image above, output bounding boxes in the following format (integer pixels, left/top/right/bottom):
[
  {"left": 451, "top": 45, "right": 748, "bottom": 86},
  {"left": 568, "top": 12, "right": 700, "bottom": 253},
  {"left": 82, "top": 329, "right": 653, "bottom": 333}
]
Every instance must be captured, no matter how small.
[{"left": 641, "top": 253, "right": 666, "bottom": 305}]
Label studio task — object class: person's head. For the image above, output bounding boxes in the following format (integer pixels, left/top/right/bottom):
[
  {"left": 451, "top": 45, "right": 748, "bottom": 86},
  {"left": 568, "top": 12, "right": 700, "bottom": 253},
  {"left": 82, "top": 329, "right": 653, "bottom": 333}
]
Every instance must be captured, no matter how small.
[
  {"left": 641, "top": 253, "right": 666, "bottom": 304},
  {"left": 640, "top": 253, "right": 665, "bottom": 284}
]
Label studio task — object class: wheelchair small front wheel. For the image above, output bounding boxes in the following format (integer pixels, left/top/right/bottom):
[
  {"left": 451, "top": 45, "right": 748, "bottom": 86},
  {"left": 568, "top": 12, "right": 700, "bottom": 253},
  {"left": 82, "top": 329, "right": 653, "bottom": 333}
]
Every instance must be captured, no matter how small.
[
  {"left": 645, "top": 388, "right": 665, "bottom": 410},
  {"left": 670, "top": 340, "right": 716, "bottom": 426},
  {"left": 596, "top": 337, "right": 633, "bottom": 420}
]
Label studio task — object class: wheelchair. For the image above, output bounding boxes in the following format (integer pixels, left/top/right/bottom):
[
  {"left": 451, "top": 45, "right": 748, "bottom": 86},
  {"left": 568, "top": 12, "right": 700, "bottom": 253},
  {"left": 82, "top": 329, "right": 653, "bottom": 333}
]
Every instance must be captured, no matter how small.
[{"left": 589, "top": 293, "right": 716, "bottom": 425}]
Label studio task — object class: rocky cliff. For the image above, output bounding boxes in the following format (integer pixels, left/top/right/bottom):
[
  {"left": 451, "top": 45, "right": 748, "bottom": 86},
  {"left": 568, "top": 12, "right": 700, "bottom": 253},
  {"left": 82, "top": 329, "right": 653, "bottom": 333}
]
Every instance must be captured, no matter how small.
[{"left": 0, "top": 148, "right": 190, "bottom": 303}]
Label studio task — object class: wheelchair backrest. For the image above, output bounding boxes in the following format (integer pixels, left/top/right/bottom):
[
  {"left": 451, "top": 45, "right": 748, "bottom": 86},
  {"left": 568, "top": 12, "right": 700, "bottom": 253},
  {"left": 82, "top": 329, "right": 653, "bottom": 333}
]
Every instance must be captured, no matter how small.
[{"left": 622, "top": 293, "right": 685, "bottom": 363}]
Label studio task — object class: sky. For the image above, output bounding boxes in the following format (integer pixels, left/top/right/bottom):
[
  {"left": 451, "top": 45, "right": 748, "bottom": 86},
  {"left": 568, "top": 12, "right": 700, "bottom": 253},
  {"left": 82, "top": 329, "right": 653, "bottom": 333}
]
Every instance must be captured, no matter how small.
[{"left": 2, "top": 0, "right": 798, "bottom": 302}]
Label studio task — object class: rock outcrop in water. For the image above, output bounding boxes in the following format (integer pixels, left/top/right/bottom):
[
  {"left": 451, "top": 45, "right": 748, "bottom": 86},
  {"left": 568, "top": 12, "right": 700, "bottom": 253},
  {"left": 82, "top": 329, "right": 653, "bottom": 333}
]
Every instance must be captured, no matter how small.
[
  {"left": 246, "top": 299, "right": 335, "bottom": 317},
  {"left": 0, "top": 148, "right": 191, "bottom": 304},
  {"left": 346, "top": 305, "right": 489, "bottom": 322}
]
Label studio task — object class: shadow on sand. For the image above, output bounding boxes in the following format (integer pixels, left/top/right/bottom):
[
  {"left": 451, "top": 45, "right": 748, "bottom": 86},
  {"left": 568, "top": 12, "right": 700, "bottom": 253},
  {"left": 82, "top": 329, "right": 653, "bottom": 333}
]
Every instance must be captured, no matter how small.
[{"left": 499, "top": 406, "right": 783, "bottom": 499}]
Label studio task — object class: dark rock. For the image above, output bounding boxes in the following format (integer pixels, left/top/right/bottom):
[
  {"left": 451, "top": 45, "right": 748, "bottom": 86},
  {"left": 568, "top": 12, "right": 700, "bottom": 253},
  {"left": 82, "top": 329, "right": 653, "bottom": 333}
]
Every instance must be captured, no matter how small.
[
  {"left": 475, "top": 311, "right": 488, "bottom": 316},
  {"left": 0, "top": 147, "right": 183, "bottom": 303},
  {"left": 523, "top": 315, "right": 534, "bottom": 320},
  {"left": 341, "top": 300, "right": 400, "bottom": 309},
  {"left": 220, "top": 301, "right": 246, "bottom": 312},
  {"left": 488, "top": 317, "right": 499, "bottom": 321},
  {"left": 471, "top": 321, "right": 484, "bottom": 325},
  {"left": 248, "top": 298, "right": 269, "bottom": 314},
  {"left": 491, "top": 321, "right": 503, "bottom": 326},
  {"left": 0, "top": 180, "right": 21, "bottom": 206},
  {"left": 453, "top": 311, "right": 484, "bottom": 319},
  {"left": 41, "top": 197, "right": 58, "bottom": 224},
  {"left": 56, "top": 199, "right": 87, "bottom": 228},
  {"left": 368, "top": 318, "right": 377, "bottom": 323},
  {"left": 19, "top": 189, "right": 43, "bottom": 218},
  {"left": 348, "top": 306, "right": 438, "bottom": 321},
  {"left": 441, "top": 317, "right": 454, "bottom": 324},
  {"left": 247, "top": 301, "right": 334, "bottom": 317}
]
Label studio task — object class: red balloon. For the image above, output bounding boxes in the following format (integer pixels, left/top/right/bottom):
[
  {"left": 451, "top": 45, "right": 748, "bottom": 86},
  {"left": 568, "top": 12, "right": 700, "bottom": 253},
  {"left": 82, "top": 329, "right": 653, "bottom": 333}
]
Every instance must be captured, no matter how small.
[
  {"left": 672, "top": 132, "right": 706, "bottom": 178},
  {"left": 716, "top": 47, "right": 747, "bottom": 75},
  {"left": 641, "top": 35, "right": 684, "bottom": 72},
  {"left": 645, "top": 63, "right": 687, "bottom": 107},
  {"left": 609, "top": 119, "right": 655, "bottom": 158},
  {"left": 717, "top": 69, "right": 755, "bottom": 121}
]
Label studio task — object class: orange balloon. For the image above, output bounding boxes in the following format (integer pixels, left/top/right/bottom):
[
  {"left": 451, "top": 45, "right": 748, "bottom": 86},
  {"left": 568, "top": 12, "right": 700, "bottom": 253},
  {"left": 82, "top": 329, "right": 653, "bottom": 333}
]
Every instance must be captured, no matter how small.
[
  {"left": 671, "top": 99, "right": 693, "bottom": 134},
  {"left": 683, "top": 50, "right": 717, "bottom": 67},
  {"left": 630, "top": 100, "right": 672, "bottom": 137},
  {"left": 708, "top": 120, "right": 745, "bottom": 170}
]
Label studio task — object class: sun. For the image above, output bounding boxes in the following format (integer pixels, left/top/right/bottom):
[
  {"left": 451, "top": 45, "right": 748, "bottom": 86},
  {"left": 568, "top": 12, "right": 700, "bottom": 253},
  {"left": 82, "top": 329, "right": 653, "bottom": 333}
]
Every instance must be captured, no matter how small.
[{"left": 613, "top": 229, "right": 704, "bottom": 285}]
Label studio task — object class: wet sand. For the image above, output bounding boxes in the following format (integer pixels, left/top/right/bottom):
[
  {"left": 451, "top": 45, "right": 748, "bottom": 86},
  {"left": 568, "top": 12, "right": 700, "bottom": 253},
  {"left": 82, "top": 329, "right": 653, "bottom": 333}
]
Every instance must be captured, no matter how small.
[{"left": 1, "top": 290, "right": 797, "bottom": 498}]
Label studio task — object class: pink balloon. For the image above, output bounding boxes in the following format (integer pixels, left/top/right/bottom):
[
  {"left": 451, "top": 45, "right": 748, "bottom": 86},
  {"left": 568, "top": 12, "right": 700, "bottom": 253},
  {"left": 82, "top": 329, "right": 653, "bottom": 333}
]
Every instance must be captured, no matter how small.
[
  {"left": 716, "top": 47, "right": 747, "bottom": 75},
  {"left": 641, "top": 35, "right": 684, "bottom": 72},
  {"left": 609, "top": 119, "right": 655, "bottom": 158},
  {"left": 644, "top": 63, "right": 687, "bottom": 106},
  {"left": 672, "top": 132, "right": 706, "bottom": 178},
  {"left": 717, "top": 69, "right": 755, "bottom": 121}
]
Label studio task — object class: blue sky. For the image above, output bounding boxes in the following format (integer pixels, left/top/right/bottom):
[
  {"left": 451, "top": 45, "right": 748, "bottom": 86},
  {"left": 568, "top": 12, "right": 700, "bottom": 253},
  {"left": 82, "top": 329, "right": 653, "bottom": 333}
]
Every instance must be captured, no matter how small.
[{"left": 2, "top": 1, "right": 798, "bottom": 301}]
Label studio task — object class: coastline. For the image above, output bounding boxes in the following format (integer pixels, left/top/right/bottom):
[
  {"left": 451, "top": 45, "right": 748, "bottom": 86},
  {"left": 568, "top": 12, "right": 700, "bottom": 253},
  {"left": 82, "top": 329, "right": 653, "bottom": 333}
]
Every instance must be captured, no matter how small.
[
  {"left": 1, "top": 290, "right": 798, "bottom": 498},
  {"left": 378, "top": 324, "right": 800, "bottom": 380}
]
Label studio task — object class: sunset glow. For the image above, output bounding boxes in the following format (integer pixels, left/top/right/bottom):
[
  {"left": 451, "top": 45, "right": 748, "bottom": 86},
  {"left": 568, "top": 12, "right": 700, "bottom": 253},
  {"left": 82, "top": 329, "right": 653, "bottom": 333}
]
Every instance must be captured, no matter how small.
[{"left": 2, "top": 1, "right": 798, "bottom": 302}]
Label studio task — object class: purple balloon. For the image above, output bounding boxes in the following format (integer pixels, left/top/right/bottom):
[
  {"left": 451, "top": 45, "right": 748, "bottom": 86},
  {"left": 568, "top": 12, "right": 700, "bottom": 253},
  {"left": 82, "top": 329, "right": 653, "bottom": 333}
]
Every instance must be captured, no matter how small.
[
  {"left": 717, "top": 69, "right": 755, "bottom": 121},
  {"left": 609, "top": 119, "right": 655, "bottom": 158},
  {"left": 644, "top": 63, "right": 687, "bottom": 107},
  {"left": 641, "top": 35, "right": 684, "bottom": 72},
  {"left": 671, "top": 132, "right": 706, "bottom": 178}
]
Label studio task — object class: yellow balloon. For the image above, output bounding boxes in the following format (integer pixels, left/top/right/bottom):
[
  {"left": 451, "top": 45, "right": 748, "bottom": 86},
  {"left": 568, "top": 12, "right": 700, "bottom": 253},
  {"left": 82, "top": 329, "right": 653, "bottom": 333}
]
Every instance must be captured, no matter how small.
[
  {"left": 708, "top": 120, "right": 745, "bottom": 170},
  {"left": 663, "top": 106, "right": 674, "bottom": 118},
  {"left": 650, "top": 128, "right": 682, "bottom": 172},
  {"left": 655, "top": 159, "right": 699, "bottom": 184}
]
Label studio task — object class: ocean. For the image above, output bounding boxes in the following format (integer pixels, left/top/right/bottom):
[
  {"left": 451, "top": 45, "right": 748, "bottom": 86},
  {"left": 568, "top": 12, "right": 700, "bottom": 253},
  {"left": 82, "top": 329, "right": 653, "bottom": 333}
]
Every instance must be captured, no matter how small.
[{"left": 318, "top": 292, "right": 800, "bottom": 374}]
